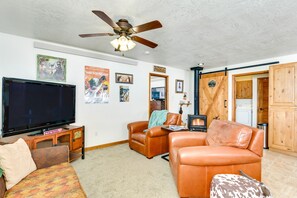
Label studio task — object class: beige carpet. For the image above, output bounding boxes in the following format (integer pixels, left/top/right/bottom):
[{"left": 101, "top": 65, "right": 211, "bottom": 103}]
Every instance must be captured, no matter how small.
[{"left": 72, "top": 144, "right": 297, "bottom": 198}]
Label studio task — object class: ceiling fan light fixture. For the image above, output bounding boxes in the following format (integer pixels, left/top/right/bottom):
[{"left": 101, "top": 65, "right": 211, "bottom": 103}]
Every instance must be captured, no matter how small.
[{"left": 110, "top": 36, "right": 136, "bottom": 52}]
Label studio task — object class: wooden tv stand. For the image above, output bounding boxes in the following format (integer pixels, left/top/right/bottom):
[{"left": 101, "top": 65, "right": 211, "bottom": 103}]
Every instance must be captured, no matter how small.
[{"left": 0, "top": 125, "right": 85, "bottom": 162}]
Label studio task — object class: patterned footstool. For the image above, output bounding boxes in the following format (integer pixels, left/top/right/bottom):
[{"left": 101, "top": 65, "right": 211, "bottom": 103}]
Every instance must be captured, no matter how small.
[{"left": 210, "top": 174, "right": 272, "bottom": 198}]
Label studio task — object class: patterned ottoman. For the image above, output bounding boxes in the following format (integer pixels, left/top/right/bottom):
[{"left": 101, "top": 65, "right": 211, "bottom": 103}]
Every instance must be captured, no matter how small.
[{"left": 210, "top": 174, "right": 272, "bottom": 198}]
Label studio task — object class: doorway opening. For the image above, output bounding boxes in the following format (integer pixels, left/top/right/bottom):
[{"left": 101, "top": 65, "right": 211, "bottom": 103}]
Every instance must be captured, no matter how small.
[
  {"left": 149, "top": 73, "right": 169, "bottom": 117},
  {"left": 232, "top": 71, "right": 269, "bottom": 127}
]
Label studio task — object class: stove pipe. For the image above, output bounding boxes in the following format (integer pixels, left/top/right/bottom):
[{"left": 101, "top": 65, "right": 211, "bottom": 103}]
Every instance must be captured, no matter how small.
[{"left": 191, "top": 66, "right": 203, "bottom": 115}]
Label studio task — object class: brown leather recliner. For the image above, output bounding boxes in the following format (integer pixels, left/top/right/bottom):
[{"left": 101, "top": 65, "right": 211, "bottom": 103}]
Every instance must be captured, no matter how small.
[
  {"left": 169, "top": 119, "right": 264, "bottom": 198},
  {"left": 128, "top": 112, "right": 182, "bottom": 159}
]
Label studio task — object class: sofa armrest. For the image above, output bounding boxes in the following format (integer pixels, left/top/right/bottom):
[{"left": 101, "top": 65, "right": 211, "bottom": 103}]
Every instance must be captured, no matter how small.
[
  {"left": 178, "top": 146, "right": 261, "bottom": 166},
  {"left": 127, "top": 121, "right": 148, "bottom": 134},
  {"left": 147, "top": 126, "right": 169, "bottom": 138},
  {"left": 169, "top": 132, "right": 207, "bottom": 148},
  {"left": 147, "top": 126, "right": 169, "bottom": 137},
  {"left": 31, "top": 146, "right": 69, "bottom": 169}
]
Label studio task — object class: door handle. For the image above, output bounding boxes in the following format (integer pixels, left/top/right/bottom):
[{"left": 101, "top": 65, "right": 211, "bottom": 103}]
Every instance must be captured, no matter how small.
[
  {"left": 213, "top": 116, "right": 220, "bottom": 120},
  {"left": 224, "top": 100, "right": 227, "bottom": 108}
]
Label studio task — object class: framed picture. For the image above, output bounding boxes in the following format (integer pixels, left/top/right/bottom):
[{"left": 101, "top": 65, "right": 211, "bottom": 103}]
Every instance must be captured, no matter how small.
[
  {"left": 175, "top": 79, "right": 184, "bottom": 93},
  {"left": 37, "top": 54, "right": 66, "bottom": 82},
  {"left": 115, "top": 73, "right": 133, "bottom": 84},
  {"left": 151, "top": 87, "right": 165, "bottom": 99},
  {"left": 120, "top": 86, "right": 129, "bottom": 102}
]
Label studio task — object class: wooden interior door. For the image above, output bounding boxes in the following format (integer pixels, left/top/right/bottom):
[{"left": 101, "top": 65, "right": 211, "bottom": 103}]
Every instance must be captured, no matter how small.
[
  {"left": 149, "top": 73, "right": 168, "bottom": 118},
  {"left": 200, "top": 72, "right": 228, "bottom": 127},
  {"left": 257, "top": 77, "right": 269, "bottom": 123}
]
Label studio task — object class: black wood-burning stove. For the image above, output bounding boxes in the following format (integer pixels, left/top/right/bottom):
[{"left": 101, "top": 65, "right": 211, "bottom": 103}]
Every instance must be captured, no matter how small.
[
  {"left": 187, "top": 114, "right": 207, "bottom": 132},
  {"left": 188, "top": 66, "right": 207, "bottom": 132}
]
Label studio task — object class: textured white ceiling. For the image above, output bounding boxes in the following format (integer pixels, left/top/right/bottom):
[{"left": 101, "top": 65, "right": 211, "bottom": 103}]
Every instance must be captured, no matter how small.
[{"left": 1, "top": 0, "right": 297, "bottom": 69}]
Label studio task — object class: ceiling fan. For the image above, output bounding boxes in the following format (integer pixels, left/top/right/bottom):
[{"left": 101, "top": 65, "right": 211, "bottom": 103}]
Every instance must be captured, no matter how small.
[{"left": 79, "top": 10, "right": 163, "bottom": 52}]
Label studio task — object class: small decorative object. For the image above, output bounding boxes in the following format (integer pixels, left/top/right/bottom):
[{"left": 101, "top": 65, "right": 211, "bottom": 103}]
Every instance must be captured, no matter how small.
[
  {"left": 43, "top": 128, "right": 63, "bottom": 135},
  {"left": 115, "top": 73, "right": 133, "bottom": 84},
  {"left": 84, "top": 66, "right": 110, "bottom": 104},
  {"left": 179, "top": 92, "right": 191, "bottom": 114},
  {"left": 208, "top": 79, "right": 216, "bottom": 88},
  {"left": 37, "top": 54, "right": 66, "bottom": 82},
  {"left": 179, "top": 100, "right": 191, "bottom": 114},
  {"left": 183, "top": 92, "right": 187, "bottom": 100},
  {"left": 175, "top": 79, "right": 184, "bottom": 93},
  {"left": 120, "top": 86, "right": 129, "bottom": 102},
  {"left": 154, "top": 65, "right": 166, "bottom": 73}
]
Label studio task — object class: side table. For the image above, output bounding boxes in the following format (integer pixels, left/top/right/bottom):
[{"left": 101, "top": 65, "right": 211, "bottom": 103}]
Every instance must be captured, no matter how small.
[{"left": 161, "top": 125, "right": 189, "bottom": 161}]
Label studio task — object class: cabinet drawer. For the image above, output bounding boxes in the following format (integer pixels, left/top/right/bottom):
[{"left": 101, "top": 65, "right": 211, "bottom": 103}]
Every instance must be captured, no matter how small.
[
  {"left": 72, "top": 128, "right": 83, "bottom": 150},
  {"left": 32, "top": 136, "right": 55, "bottom": 149}
]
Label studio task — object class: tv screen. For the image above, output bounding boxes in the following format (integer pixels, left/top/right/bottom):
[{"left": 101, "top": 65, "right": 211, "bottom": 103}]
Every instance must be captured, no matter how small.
[{"left": 2, "top": 77, "right": 76, "bottom": 137}]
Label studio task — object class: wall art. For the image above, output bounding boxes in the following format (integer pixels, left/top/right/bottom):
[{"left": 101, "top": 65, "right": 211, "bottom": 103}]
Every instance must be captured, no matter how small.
[
  {"left": 115, "top": 73, "right": 133, "bottom": 84},
  {"left": 37, "top": 54, "right": 66, "bottom": 82},
  {"left": 84, "top": 66, "right": 110, "bottom": 104},
  {"left": 175, "top": 79, "right": 184, "bottom": 93},
  {"left": 120, "top": 86, "right": 129, "bottom": 102},
  {"left": 154, "top": 65, "right": 166, "bottom": 73}
]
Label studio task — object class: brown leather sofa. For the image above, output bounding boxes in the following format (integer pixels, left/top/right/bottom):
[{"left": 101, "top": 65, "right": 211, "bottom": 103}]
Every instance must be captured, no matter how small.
[
  {"left": 169, "top": 120, "right": 264, "bottom": 198},
  {"left": 128, "top": 112, "right": 182, "bottom": 158}
]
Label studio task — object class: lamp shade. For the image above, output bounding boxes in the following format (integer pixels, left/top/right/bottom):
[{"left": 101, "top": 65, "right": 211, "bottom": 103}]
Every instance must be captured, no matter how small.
[{"left": 111, "top": 36, "right": 136, "bottom": 51}]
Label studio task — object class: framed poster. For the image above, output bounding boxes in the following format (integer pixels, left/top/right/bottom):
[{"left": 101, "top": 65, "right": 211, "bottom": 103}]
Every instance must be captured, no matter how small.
[
  {"left": 84, "top": 66, "right": 110, "bottom": 104},
  {"left": 120, "top": 86, "right": 129, "bottom": 102},
  {"left": 175, "top": 79, "right": 184, "bottom": 93},
  {"left": 37, "top": 54, "right": 66, "bottom": 82},
  {"left": 115, "top": 73, "right": 133, "bottom": 84}
]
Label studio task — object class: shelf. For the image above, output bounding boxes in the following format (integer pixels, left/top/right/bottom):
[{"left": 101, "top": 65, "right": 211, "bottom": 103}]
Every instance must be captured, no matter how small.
[{"left": 0, "top": 125, "right": 85, "bottom": 162}]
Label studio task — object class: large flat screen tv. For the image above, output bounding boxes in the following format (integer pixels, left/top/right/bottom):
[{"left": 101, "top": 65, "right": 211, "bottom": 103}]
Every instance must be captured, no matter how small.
[{"left": 2, "top": 77, "right": 76, "bottom": 137}]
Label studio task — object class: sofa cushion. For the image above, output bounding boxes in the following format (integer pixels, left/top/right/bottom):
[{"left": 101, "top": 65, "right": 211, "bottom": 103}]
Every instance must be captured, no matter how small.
[
  {"left": 5, "top": 162, "right": 86, "bottom": 198},
  {"left": 0, "top": 138, "right": 37, "bottom": 190},
  {"left": 206, "top": 120, "right": 252, "bottom": 149},
  {"left": 131, "top": 132, "right": 146, "bottom": 144},
  {"left": 164, "top": 113, "right": 181, "bottom": 125}
]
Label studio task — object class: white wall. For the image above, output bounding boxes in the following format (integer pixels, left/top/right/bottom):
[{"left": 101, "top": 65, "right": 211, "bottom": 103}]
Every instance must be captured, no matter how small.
[
  {"left": 202, "top": 54, "right": 297, "bottom": 121},
  {"left": 0, "top": 32, "right": 191, "bottom": 147},
  {"left": 151, "top": 78, "right": 165, "bottom": 88}
]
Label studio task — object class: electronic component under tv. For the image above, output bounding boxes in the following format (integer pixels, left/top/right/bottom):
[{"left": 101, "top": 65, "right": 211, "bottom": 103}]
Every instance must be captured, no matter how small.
[{"left": 2, "top": 77, "right": 76, "bottom": 137}]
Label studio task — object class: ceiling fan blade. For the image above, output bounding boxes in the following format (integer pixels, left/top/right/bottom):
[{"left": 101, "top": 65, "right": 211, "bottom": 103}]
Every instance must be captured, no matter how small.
[
  {"left": 79, "top": 33, "right": 115, "bottom": 38},
  {"left": 92, "top": 10, "right": 120, "bottom": 29},
  {"left": 131, "top": 36, "right": 158, "bottom": 48},
  {"left": 132, "top": 20, "right": 162, "bottom": 33}
]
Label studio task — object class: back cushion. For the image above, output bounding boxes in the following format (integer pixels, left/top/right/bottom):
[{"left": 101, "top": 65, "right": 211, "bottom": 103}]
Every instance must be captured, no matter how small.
[
  {"left": 206, "top": 120, "right": 252, "bottom": 149},
  {"left": 0, "top": 138, "right": 37, "bottom": 190},
  {"left": 163, "top": 113, "right": 181, "bottom": 125}
]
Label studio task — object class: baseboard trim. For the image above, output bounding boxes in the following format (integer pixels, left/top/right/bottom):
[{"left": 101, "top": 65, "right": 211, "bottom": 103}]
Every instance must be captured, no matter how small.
[{"left": 85, "top": 140, "right": 128, "bottom": 152}]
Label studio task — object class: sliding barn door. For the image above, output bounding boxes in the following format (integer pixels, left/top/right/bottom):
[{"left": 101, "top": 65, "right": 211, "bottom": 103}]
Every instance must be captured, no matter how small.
[{"left": 200, "top": 72, "right": 228, "bottom": 127}]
